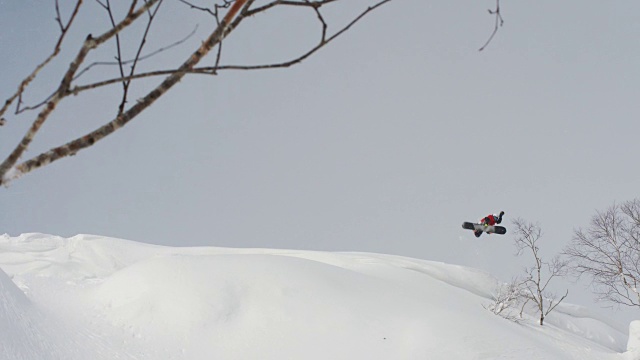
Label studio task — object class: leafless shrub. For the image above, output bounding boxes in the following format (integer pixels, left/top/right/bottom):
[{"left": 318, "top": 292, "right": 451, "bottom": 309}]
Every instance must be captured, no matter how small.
[{"left": 484, "top": 277, "right": 526, "bottom": 323}]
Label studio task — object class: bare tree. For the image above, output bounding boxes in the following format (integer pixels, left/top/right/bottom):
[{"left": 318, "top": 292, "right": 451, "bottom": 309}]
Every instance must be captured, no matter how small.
[
  {"left": 513, "top": 218, "right": 569, "bottom": 326},
  {"left": 564, "top": 199, "right": 640, "bottom": 308},
  {"left": 0, "top": 0, "right": 394, "bottom": 186}
]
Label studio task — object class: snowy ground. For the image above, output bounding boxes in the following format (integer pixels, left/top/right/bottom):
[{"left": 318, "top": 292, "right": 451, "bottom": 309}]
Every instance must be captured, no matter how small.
[{"left": 0, "top": 233, "right": 637, "bottom": 360}]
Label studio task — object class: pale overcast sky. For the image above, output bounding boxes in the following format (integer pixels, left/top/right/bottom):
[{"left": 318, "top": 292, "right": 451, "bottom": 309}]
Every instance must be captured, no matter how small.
[{"left": 1, "top": 1, "right": 639, "bottom": 323}]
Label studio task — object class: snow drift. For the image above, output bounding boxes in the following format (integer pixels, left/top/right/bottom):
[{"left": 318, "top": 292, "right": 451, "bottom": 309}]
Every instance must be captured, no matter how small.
[{"left": 0, "top": 233, "right": 634, "bottom": 360}]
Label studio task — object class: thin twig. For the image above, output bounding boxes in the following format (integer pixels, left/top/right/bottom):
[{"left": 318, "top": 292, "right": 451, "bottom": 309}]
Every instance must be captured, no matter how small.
[
  {"left": 103, "top": 0, "right": 128, "bottom": 114},
  {"left": 479, "top": 0, "right": 503, "bottom": 52},
  {"left": 1, "top": 0, "right": 83, "bottom": 119},
  {"left": 128, "top": 0, "right": 139, "bottom": 15},
  {"left": 73, "top": 25, "right": 198, "bottom": 83},
  {"left": 119, "top": 0, "right": 164, "bottom": 115},
  {"left": 177, "top": 0, "right": 232, "bottom": 17},
  {"left": 246, "top": 0, "right": 338, "bottom": 15}
]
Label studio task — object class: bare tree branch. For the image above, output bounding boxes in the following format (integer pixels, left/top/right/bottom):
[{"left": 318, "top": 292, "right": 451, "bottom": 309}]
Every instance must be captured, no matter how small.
[
  {"left": 119, "top": 0, "right": 164, "bottom": 115},
  {"left": 177, "top": 0, "right": 232, "bottom": 17},
  {"left": 0, "top": 0, "right": 161, "bottom": 183},
  {"left": 205, "top": 0, "right": 391, "bottom": 71},
  {"left": 102, "top": 0, "right": 129, "bottom": 114},
  {"left": 71, "top": 25, "right": 198, "bottom": 85},
  {"left": 546, "top": 289, "right": 569, "bottom": 316},
  {"left": 4, "top": 23, "right": 192, "bottom": 118},
  {"left": 0, "top": 0, "right": 83, "bottom": 120},
  {"left": 1, "top": 0, "right": 396, "bottom": 185},
  {"left": 479, "top": 0, "right": 503, "bottom": 52},
  {"left": 69, "top": 0, "right": 392, "bottom": 95},
  {"left": 2, "top": 0, "right": 251, "bottom": 183}
]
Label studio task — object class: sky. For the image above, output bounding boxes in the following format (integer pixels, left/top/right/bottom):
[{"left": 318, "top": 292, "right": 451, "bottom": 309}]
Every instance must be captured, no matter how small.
[{"left": 1, "top": 0, "right": 639, "bottom": 323}]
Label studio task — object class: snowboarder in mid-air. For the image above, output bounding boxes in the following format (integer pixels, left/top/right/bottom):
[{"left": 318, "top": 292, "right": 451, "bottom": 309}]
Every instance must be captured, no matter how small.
[
  {"left": 474, "top": 211, "right": 505, "bottom": 238},
  {"left": 461, "top": 211, "right": 506, "bottom": 238}
]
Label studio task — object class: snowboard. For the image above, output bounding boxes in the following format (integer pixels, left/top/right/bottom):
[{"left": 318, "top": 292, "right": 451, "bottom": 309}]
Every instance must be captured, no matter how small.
[{"left": 461, "top": 222, "right": 507, "bottom": 235}]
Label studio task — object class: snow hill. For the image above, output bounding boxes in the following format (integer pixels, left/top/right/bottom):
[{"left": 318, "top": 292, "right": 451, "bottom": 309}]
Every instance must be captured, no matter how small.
[{"left": 0, "top": 233, "right": 637, "bottom": 360}]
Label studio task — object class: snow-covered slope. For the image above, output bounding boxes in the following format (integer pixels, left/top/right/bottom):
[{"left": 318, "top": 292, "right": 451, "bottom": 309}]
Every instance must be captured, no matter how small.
[
  {"left": 0, "top": 233, "right": 634, "bottom": 359},
  {"left": 0, "top": 267, "right": 55, "bottom": 359}
]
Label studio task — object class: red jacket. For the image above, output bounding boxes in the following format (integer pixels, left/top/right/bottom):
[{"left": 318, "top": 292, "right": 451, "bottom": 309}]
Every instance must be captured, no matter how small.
[{"left": 482, "top": 214, "right": 499, "bottom": 226}]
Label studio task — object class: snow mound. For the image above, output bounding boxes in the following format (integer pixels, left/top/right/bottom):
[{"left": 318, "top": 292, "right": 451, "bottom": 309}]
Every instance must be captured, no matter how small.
[
  {"left": 629, "top": 321, "right": 640, "bottom": 352},
  {"left": 0, "top": 233, "right": 168, "bottom": 280},
  {"left": 92, "top": 253, "right": 439, "bottom": 359},
  {"left": 0, "top": 233, "right": 635, "bottom": 360},
  {"left": 0, "top": 268, "right": 65, "bottom": 360}
]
